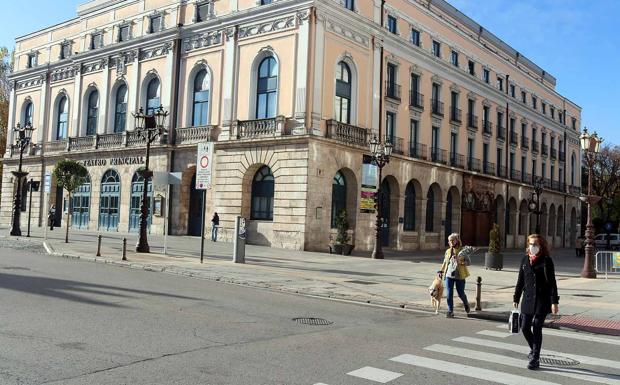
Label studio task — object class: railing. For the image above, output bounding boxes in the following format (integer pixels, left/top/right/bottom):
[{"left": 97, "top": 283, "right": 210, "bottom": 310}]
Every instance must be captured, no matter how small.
[
  {"left": 326, "top": 120, "right": 368, "bottom": 147},
  {"left": 409, "top": 92, "right": 424, "bottom": 110},
  {"left": 523, "top": 172, "right": 532, "bottom": 184},
  {"left": 176, "top": 125, "right": 216, "bottom": 145},
  {"left": 510, "top": 131, "right": 519, "bottom": 146},
  {"left": 69, "top": 136, "right": 96, "bottom": 151},
  {"left": 450, "top": 153, "right": 465, "bottom": 168},
  {"left": 552, "top": 180, "right": 560, "bottom": 190},
  {"left": 521, "top": 136, "right": 529, "bottom": 149},
  {"left": 542, "top": 144, "right": 549, "bottom": 156},
  {"left": 497, "top": 165, "right": 507, "bottom": 178},
  {"left": 532, "top": 140, "right": 539, "bottom": 153},
  {"left": 483, "top": 161, "right": 495, "bottom": 176},
  {"left": 97, "top": 133, "right": 124, "bottom": 149},
  {"left": 596, "top": 251, "right": 620, "bottom": 279},
  {"left": 551, "top": 148, "right": 557, "bottom": 160},
  {"left": 408, "top": 142, "right": 427, "bottom": 160},
  {"left": 467, "top": 113, "right": 478, "bottom": 130},
  {"left": 559, "top": 151, "right": 566, "bottom": 162},
  {"left": 497, "top": 126, "right": 505, "bottom": 140},
  {"left": 431, "top": 148, "right": 448, "bottom": 164},
  {"left": 431, "top": 99, "right": 444, "bottom": 116},
  {"left": 126, "top": 131, "right": 146, "bottom": 147},
  {"left": 543, "top": 178, "right": 551, "bottom": 188},
  {"left": 450, "top": 107, "right": 462, "bottom": 123},
  {"left": 387, "top": 136, "right": 404, "bottom": 155},
  {"left": 569, "top": 185, "right": 581, "bottom": 195},
  {"left": 236, "top": 116, "right": 287, "bottom": 139},
  {"left": 385, "top": 81, "right": 401, "bottom": 101},
  {"left": 468, "top": 157, "right": 482, "bottom": 172},
  {"left": 482, "top": 120, "right": 493, "bottom": 135},
  {"left": 45, "top": 139, "right": 68, "bottom": 153},
  {"left": 510, "top": 169, "right": 522, "bottom": 181}
]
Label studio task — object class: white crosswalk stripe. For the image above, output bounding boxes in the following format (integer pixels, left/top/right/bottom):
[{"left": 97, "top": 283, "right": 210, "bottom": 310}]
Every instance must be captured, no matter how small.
[
  {"left": 346, "top": 366, "right": 403, "bottom": 383},
  {"left": 390, "top": 354, "right": 561, "bottom": 385},
  {"left": 477, "top": 330, "right": 515, "bottom": 338},
  {"left": 425, "top": 344, "right": 620, "bottom": 385},
  {"left": 453, "top": 336, "right": 620, "bottom": 370},
  {"left": 495, "top": 324, "right": 620, "bottom": 346}
]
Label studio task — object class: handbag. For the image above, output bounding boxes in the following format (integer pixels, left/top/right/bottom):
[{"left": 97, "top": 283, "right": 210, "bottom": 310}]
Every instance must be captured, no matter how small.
[
  {"left": 446, "top": 256, "right": 460, "bottom": 279},
  {"left": 509, "top": 309, "right": 520, "bottom": 333}
]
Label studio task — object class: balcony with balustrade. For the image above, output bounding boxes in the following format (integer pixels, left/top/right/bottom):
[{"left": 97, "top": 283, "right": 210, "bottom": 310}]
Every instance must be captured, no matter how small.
[
  {"left": 409, "top": 142, "right": 427, "bottom": 160},
  {"left": 543, "top": 178, "right": 551, "bottom": 188},
  {"left": 531, "top": 140, "right": 539, "bottom": 154},
  {"left": 450, "top": 152, "right": 465, "bottom": 168},
  {"left": 569, "top": 185, "right": 581, "bottom": 195},
  {"left": 483, "top": 161, "right": 495, "bottom": 176},
  {"left": 497, "top": 165, "right": 507, "bottom": 178},
  {"left": 542, "top": 144, "right": 549, "bottom": 156},
  {"left": 175, "top": 125, "right": 217, "bottom": 146},
  {"left": 467, "top": 113, "right": 478, "bottom": 131},
  {"left": 510, "top": 131, "right": 519, "bottom": 146},
  {"left": 497, "top": 125, "right": 505, "bottom": 141},
  {"left": 409, "top": 92, "right": 424, "bottom": 110},
  {"left": 431, "top": 147, "right": 448, "bottom": 164},
  {"left": 482, "top": 120, "right": 493, "bottom": 136},
  {"left": 523, "top": 172, "right": 532, "bottom": 184},
  {"left": 43, "top": 131, "right": 157, "bottom": 155},
  {"left": 550, "top": 148, "right": 557, "bottom": 160},
  {"left": 521, "top": 136, "right": 529, "bottom": 149},
  {"left": 450, "top": 107, "right": 462, "bottom": 124},
  {"left": 467, "top": 157, "right": 481, "bottom": 172},
  {"left": 234, "top": 116, "right": 288, "bottom": 139},
  {"left": 325, "top": 119, "right": 369, "bottom": 147},
  {"left": 385, "top": 81, "right": 401, "bottom": 102},
  {"left": 510, "top": 169, "right": 522, "bottom": 182},
  {"left": 387, "top": 136, "right": 404, "bottom": 155},
  {"left": 431, "top": 99, "right": 444, "bottom": 117}
]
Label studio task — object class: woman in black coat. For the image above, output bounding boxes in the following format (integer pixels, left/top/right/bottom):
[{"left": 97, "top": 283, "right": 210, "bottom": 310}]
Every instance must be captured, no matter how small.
[{"left": 513, "top": 234, "right": 560, "bottom": 370}]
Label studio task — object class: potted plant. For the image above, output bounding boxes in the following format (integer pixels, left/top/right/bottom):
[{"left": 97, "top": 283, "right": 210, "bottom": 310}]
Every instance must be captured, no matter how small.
[
  {"left": 332, "top": 209, "right": 354, "bottom": 255},
  {"left": 485, "top": 223, "right": 503, "bottom": 270}
]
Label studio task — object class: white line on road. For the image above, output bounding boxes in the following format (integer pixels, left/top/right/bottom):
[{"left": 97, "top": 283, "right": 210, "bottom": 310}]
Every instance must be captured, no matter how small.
[
  {"left": 389, "top": 354, "right": 561, "bottom": 385},
  {"left": 425, "top": 344, "right": 620, "bottom": 385},
  {"left": 453, "top": 336, "right": 620, "bottom": 370},
  {"left": 346, "top": 367, "right": 403, "bottom": 383},
  {"left": 477, "top": 330, "right": 515, "bottom": 338},
  {"left": 496, "top": 324, "right": 620, "bottom": 346}
]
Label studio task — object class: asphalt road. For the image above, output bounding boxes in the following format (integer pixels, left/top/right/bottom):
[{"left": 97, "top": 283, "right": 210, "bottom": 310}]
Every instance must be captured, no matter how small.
[{"left": 0, "top": 240, "right": 619, "bottom": 385}]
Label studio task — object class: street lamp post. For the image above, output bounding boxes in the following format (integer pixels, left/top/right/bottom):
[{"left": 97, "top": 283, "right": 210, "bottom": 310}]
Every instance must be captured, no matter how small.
[
  {"left": 579, "top": 127, "right": 603, "bottom": 279},
  {"left": 132, "top": 106, "right": 168, "bottom": 253},
  {"left": 369, "top": 136, "right": 393, "bottom": 259},
  {"left": 527, "top": 176, "right": 544, "bottom": 234},
  {"left": 10, "top": 123, "right": 36, "bottom": 237}
]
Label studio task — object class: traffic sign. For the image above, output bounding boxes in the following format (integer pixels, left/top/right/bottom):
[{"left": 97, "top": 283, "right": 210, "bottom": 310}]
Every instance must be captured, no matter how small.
[
  {"left": 44, "top": 172, "right": 51, "bottom": 193},
  {"left": 196, "top": 142, "right": 214, "bottom": 190}
]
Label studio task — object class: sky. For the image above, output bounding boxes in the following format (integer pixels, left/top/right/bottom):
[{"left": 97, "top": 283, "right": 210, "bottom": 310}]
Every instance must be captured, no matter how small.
[{"left": 1, "top": 0, "right": 618, "bottom": 145}]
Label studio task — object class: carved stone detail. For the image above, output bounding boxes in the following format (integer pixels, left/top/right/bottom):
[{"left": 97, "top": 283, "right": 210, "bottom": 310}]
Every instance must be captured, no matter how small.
[
  {"left": 16, "top": 75, "right": 45, "bottom": 90},
  {"left": 183, "top": 30, "right": 223, "bottom": 52},
  {"left": 139, "top": 42, "right": 173, "bottom": 61},
  {"left": 238, "top": 15, "right": 296, "bottom": 39},
  {"left": 325, "top": 19, "right": 369, "bottom": 48}
]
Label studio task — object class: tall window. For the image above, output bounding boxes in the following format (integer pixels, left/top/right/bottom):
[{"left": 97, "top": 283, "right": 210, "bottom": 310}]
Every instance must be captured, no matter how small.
[
  {"left": 86, "top": 90, "right": 99, "bottom": 136},
  {"left": 387, "top": 15, "right": 397, "bottom": 34},
  {"left": 497, "top": 77, "right": 504, "bottom": 91},
  {"left": 27, "top": 54, "right": 37, "bottom": 69},
  {"left": 343, "top": 0, "right": 355, "bottom": 11},
  {"left": 411, "top": 28, "right": 420, "bottom": 46},
  {"left": 192, "top": 69, "right": 210, "bottom": 126},
  {"left": 335, "top": 61, "right": 351, "bottom": 124},
  {"left": 432, "top": 40, "right": 441, "bottom": 57},
  {"left": 483, "top": 68, "right": 489, "bottom": 84},
  {"left": 425, "top": 189, "right": 435, "bottom": 232},
  {"left": 256, "top": 57, "right": 278, "bottom": 119},
  {"left": 60, "top": 43, "right": 71, "bottom": 60},
  {"left": 119, "top": 25, "right": 130, "bottom": 42},
  {"left": 91, "top": 33, "right": 103, "bottom": 50},
  {"left": 114, "top": 84, "right": 128, "bottom": 133},
  {"left": 510, "top": 84, "right": 515, "bottom": 98},
  {"left": 451, "top": 50, "right": 459, "bottom": 67},
  {"left": 385, "top": 112, "right": 395, "bottom": 144},
  {"left": 410, "top": 119, "right": 419, "bottom": 155},
  {"left": 196, "top": 1, "right": 214, "bottom": 21},
  {"left": 532, "top": 96, "right": 537, "bottom": 110},
  {"left": 431, "top": 126, "right": 439, "bottom": 161},
  {"left": 331, "top": 171, "right": 346, "bottom": 228},
  {"left": 23, "top": 102, "right": 33, "bottom": 125},
  {"left": 521, "top": 91, "right": 527, "bottom": 103},
  {"left": 532, "top": 159, "right": 537, "bottom": 178},
  {"left": 251, "top": 166, "right": 274, "bottom": 220},
  {"left": 149, "top": 15, "right": 163, "bottom": 33},
  {"left": 468, "top": 60, "right": 475, "bottom": 75},
  {"left": 146, "top": 78, "right": 161, "bottom": 115},
  {"left": 56, "top": 96, "right": 68, "bottom": 140},
  {"left": 404, "top": 182, "right": 416, "bottom": 231}
]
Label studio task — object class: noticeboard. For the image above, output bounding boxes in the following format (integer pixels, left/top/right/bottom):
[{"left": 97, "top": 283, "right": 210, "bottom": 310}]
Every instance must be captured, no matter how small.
[{"left": 196, "top": 142, "right": 214, "bottom": 190}]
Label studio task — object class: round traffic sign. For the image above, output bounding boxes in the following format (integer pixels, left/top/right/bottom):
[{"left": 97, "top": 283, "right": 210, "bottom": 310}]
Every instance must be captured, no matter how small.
[{"left": 200, "top": 155, "right": 209, "bottom": 168}]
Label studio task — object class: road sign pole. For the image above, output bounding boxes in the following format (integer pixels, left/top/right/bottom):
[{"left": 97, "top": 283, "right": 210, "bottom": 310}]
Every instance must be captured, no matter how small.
[
  {"left": 200, "top": 189, "right": 206, "bottom": 263},
  {"left": 164, "top": 184, "right": 170, "bottom": 255}
]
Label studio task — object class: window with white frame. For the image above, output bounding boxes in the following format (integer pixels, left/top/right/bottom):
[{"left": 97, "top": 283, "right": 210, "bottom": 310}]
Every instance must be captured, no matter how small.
[
  {"left": 118, "top": 24, "right": 131, "bottom": 42},
  {"left": 91, "top": 32, "right": 103, "bottom": 50},
  {"left": 149, "top": 14, "right": 163, "bottom": 33},
  {"left": 60, "top": 42, "right": 72, "bottom": 60},
  {"left": 411, "top": 28, "right": 420, "bottom": 46},
  {"left": 195, "top": 1, "right": 214, "bottom": 22},
  {"left": 27, "top": 53, "right": 37, "bottom": 68},
  {"left": 335, "top": 61, "right": 352, "bottom": 124}
]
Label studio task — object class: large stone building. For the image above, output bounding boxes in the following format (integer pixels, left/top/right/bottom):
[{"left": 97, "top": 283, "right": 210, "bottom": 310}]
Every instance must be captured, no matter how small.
[{"left": 2, "top": 0, "right": 582, "bottom": 252}]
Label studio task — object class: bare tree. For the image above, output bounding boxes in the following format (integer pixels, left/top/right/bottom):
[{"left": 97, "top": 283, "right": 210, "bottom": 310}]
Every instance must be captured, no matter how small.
[
  {"left": 0, "top": 47, "right": 14, "bottom": 205},
  {"left": 589, "top": 144, "right": 620, "bottom": 229}
]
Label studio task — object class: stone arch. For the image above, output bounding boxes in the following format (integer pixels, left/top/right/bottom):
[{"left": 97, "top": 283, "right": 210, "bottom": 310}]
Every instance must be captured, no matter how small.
[
  {"left": 570, "top": 207, "right": 577, "bottom": 246},
  {"left": 540, "top": 202, "right": 548, "bottom": 237},
  {"left": 519, "top": 199, "right": 529, "bottom": 236},
  {"left": 507, "top": 197, "right": 518, "bottom": 247},
  {"left": 425, "top": 183, "right": 443, "bottom": 234},
  {"left": 333, "top": 53, "right": 359, "bottom": 125},
  {"left": 403, "top": 179, "right": 422, "bottom": 232},
  {"left": 330, "top": 167, "right": 358, "bottom": 231},
  {"left": 445, "top": 186, "right": 461, "bottom": 246},
  {"left": 380, "top": 175, "right": 400, "bottom": 248},
  {"left": 557, "top": 205, "right": 564, "bottom": 237},
  {"left": 548, "top": 204, "right": 556, "bottom": 240},
  {"left": 494, "top": 195, "right": 506, "bottom": 245}
]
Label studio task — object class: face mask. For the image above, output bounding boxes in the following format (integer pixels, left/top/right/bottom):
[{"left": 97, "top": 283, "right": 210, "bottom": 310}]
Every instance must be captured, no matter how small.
[{"left": 529, "top": 245, "right": 540, "bottom": 256}]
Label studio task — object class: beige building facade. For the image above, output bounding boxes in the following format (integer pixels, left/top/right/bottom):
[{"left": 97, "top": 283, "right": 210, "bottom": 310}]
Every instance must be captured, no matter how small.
[{"left": 2, "top": 0, "right": 582, "bottom": 252}]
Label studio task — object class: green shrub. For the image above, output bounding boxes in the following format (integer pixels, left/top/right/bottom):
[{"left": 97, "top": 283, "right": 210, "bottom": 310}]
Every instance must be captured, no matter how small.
[{"left": 489, "top": 223, "right": 501, "bottom": 253}]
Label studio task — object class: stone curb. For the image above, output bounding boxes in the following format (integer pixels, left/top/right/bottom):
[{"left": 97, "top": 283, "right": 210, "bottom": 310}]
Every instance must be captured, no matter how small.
[{"left": 38, "top": 241, "right": 605, "bottom": 334}]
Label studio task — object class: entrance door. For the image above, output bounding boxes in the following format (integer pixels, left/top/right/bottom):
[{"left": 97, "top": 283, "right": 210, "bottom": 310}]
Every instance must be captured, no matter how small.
[
  {"left": 379, "top": 179, "right": 390, "bottom": 247},
  {"left": 54, "top": 185, "right": 63, "bottom": 227},
  {"left": 129, "top": 172, "right": 152, "bottom": 232},
  {"left": 188, "top": 174, "right": 204, "bottom": 236},
  {"left": 99, "top": 170, "right": 120, "bottom": 231},
  {"left": 71, "top": 176, "right": 91, "bottom": 229}
]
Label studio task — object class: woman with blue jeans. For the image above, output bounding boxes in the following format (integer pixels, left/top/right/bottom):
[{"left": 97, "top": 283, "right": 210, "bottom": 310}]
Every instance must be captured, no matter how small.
[{"left": 438, "top": 233, "right": 471, "bottom": 318}]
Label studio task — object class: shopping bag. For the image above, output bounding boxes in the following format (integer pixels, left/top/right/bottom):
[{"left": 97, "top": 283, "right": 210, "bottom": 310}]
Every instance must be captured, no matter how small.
[{"left": 508, "top": 309, "right": 520, "bottom": 333}]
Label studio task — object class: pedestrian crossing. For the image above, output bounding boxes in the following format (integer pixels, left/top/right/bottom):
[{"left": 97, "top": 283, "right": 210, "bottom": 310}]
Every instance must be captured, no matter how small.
[{"left": 314, "top": 325, "right": 620, "bottom": 385}]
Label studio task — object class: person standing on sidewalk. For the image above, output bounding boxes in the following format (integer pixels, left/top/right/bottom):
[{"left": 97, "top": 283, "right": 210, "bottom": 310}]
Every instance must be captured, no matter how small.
[
  {"left": 48, "top": 205, "right": 56, "bottom": 231},
  {"left": 211, "top": 212, "right": 220, "bottom": 242},
  {"left": 513, "top": 234, "right": 560, "bottom": 370},
  {"left": 438, "top": 233, "right": 471, "bottom": 318}
]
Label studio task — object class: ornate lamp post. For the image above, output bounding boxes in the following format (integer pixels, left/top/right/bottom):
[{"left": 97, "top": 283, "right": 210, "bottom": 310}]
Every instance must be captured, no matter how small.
[
  {"left": 132, "top": 105, "right": 168, "bottom": 253},
  {"left": 579, "top": 127, "right": 603, "bottom": 279},
  {"left": 369, "top": 136, "right": 393, "bottom": 259},
  {"left": 10, "top": 123, "right": 36, "bottom": 236},
  {"left": 527, "top": 176, "right": 544, "bottom": 234}
]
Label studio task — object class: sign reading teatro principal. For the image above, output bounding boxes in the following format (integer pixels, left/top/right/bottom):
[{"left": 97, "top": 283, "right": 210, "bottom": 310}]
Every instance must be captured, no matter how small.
[{"left": 79, "top": 156, "right": 145, "bottom": 167}]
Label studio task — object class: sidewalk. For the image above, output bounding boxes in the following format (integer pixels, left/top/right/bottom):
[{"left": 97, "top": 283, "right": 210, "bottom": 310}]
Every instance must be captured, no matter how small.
[{"left": 3, "top": 226, "right": 619, "bottom": 336}]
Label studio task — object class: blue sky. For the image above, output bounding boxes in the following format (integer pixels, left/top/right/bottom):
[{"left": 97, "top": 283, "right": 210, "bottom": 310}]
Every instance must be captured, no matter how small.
[{"left": 1, "top": 0, "right": 618, "bottom": 145}]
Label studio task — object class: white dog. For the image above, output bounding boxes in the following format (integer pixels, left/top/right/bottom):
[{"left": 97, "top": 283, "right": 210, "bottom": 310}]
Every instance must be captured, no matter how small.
[{"left": 428, "top": 276, "right": 444, "bottom": 314}]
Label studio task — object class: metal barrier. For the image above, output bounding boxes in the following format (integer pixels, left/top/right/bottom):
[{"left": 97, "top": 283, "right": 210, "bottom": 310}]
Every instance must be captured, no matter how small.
[{"left": 595, "top": 251, "right": 620, "bottom": 279}]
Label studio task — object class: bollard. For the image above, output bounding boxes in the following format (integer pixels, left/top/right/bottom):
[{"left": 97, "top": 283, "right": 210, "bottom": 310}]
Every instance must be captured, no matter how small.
[
  {"left": 122, "top": 238, "right": 127, "bottom": 261},
  {"left": 475, "top": 276, "right": 482, "bottom": 311},
  {"left": 96, "top": 235, "right": 102, "bottom": 257}
]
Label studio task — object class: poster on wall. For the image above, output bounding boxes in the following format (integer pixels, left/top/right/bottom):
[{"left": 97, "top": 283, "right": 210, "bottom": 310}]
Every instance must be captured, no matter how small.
[{"left": 360, "top": 155, "right": 378, "bottom": 213}]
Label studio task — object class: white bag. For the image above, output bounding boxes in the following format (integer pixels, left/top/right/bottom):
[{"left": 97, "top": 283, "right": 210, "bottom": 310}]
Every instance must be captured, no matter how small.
[{"left": 509, "top": 309, "right": 520, "bottom": 333}]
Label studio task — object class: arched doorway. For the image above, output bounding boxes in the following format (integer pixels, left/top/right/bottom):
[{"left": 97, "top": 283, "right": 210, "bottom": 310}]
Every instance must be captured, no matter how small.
[
  {"left": 99, "top": 170, "right": 120, "bottom": 231},
  {"left": 570, "top": 207, "right": 577, "bottom": 246},
  {"left": 445, "top": 187, "right": 460, "bottom": 246},
  {"left": 495, "top": 195, "right": 505, "bottom": 246},
  {"left": 188, "top": 173, "right": 204, "bottom": 236},
  {"left": 540, "top": 203, "right": 548, "bottom": 237},
  {"left": 379, "top": 179, "right": 391, "bottom": 247},
  {"left": 557, "top": 205, "right": 564, "bottom": 246},
  {"left": 129, "top": 171, "right": 153, "bottom": 232},
  {"left": 71, "top": 175, "right": 91, "bottom": 229},
  {"left": 54, "top": 185, "right": 64, "bottom": 227}
]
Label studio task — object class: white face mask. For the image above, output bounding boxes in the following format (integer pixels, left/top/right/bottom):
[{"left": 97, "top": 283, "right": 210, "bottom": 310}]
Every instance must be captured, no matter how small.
[{"left": 529, "top": 245, "right": 540, "bottom": 256}]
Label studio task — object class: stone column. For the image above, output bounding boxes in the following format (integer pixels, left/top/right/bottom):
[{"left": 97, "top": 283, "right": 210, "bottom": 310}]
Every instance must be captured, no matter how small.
[
  {"left": 98, "top": 59, "right": 110, "bottom": 134},
  {"left": 5, "top": 82, "right": 17, "bottom": 156},
  {"left": 128, "top": 50, "right": 140, "bottom": 131},
  {"left": 310, "top": 12, "right": 325, "bottom": 135},
  {"left": 71, "top": 64, "right": 82, "bottom": 137},
  {"left": 38, "top": 75, "right": 49, "bottom": 144},
  {"left": 371, "top": 39, "right": 382, "bottom": 136},
  {"left": 162, "top": 41, "right": 175, "bottom": 131},
  {"left": 292, "top": 9, "right": 311, "bottom": 134},
  {"left": 220, "top": 27, "right": 238, "bottom": 141}
]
